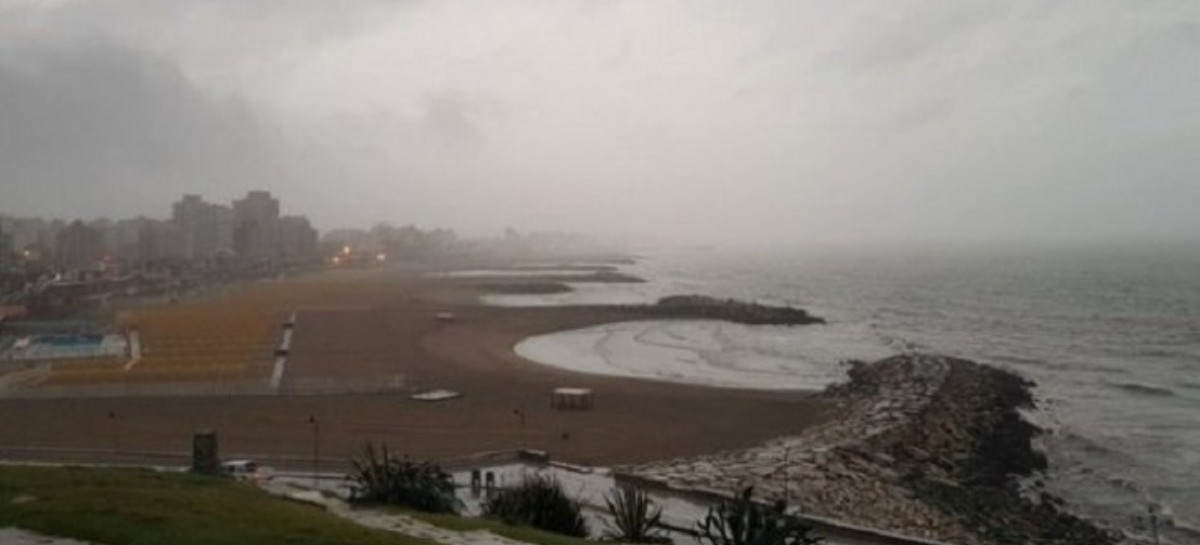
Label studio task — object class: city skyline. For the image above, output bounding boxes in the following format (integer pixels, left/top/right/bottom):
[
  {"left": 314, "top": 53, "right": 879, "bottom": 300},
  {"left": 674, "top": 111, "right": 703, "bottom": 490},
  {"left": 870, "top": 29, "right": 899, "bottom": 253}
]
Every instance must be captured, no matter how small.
[{"left": 0, "top": 190, "right": 318, "bottom": 270}]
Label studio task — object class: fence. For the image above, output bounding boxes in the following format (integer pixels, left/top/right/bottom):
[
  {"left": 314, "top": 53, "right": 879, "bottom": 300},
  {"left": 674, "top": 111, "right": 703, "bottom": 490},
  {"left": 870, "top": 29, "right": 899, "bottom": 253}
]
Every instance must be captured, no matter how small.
[
  {"left": 612, "top": 472, "right": 954, "bottom": 545},
  {"left": 0, "top": 374, "right": 407, "bottom": 399},
  {"left": 278, "top": 374, "right": 407, "bottom": 396}
]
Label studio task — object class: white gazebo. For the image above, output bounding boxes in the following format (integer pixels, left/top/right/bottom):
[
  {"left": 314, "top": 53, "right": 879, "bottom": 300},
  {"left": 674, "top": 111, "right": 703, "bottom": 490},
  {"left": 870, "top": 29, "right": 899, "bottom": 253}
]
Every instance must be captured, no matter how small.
[{"left": 550, "top": 387, "right": 594, "bottom": 410}]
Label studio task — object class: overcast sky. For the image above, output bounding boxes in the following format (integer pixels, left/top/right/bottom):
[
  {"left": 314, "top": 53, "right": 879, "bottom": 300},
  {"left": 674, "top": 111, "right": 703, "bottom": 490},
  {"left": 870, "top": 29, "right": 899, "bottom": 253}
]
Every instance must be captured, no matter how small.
[{"left": 1, "top": 0, "right": 1197, "bottom": 245}]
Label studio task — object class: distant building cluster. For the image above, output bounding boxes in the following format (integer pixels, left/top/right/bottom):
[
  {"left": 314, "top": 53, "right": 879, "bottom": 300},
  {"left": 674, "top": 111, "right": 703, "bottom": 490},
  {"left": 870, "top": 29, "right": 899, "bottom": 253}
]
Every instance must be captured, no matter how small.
[{"left": 0, "top": 191, "right": 317, "bottom": 274}]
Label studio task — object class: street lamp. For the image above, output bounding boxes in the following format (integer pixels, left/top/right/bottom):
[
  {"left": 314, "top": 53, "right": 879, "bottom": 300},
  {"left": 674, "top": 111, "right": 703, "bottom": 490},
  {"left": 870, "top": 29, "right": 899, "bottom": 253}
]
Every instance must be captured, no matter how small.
[
  {"left": 308, "top": 415, "right": 319, "bottom": 489},
  {"left": 782, "top": 446, "right": 790, "bottom": 503},
  {"left": 513, "top": 404, "right": 526, "bottom": 429},
  {"left": 107, "top": 410, "right": 120, "bottom": 458},
  {"left": 1148, "top": 502, "right": 1162, "bottom": 545}
]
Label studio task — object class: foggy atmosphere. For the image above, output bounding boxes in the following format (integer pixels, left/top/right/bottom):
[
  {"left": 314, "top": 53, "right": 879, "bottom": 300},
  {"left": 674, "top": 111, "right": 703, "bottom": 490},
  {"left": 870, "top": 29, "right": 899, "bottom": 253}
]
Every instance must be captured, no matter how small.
[{"left": 0, "top": 2, "right": 1197, "bottom": 545}]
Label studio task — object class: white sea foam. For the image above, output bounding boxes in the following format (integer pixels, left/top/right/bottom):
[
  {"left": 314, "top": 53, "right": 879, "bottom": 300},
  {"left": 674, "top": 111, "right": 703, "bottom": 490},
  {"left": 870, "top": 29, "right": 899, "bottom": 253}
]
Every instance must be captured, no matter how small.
[{"left": 515, "top": 320, "right": 895, "bottom": 390}]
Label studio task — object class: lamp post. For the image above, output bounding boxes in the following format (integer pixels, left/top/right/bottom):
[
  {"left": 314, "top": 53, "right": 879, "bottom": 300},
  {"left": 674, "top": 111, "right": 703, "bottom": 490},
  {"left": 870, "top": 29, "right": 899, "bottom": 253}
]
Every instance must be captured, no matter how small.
[
  {"left": 107, "top": 410, "right": 119, "bottom": 458},
  {"left": 308, "top": 415, "right": 319, "bottom": 489},
  {"left": 782, "top": 445, "right": 790, "bottom": 503},
  {"left": 1148, "top": 502, "right": 1162, "bottom": 545},
  {"left": 513, "top": 404, "right": 526, "bottom": 429}
]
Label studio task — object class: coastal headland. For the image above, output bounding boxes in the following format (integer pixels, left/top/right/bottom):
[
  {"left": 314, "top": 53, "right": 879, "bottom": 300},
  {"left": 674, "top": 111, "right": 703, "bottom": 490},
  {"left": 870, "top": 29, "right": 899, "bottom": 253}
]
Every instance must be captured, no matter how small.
[{"left": 625, "top": 355, "right": 1116, "bottom": 545}]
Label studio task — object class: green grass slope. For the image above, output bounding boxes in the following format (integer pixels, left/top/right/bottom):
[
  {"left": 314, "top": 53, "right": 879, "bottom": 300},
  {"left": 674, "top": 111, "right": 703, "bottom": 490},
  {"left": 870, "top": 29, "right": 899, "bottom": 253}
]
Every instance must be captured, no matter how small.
[
  {"left": 0, "top": 465, "right": 438, "bottom": 545},
  {"left": 404, "top": 509, "right": 598, "bottom": 545}
]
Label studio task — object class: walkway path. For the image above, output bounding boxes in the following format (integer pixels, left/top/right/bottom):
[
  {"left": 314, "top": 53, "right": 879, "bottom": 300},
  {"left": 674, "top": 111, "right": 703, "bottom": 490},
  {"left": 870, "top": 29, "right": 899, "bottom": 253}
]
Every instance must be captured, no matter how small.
[
  {"left": 262, "top": 482, "right": 526, "bottom": 545},
  {"left": 269, "top": 312, "right": 296, "bottom": 391},
  {"left": 0, "top": 527, "right": 93, "bottom": 545},
  {"left": 123, "top": 329, "right": 142, "bottom": 371}
]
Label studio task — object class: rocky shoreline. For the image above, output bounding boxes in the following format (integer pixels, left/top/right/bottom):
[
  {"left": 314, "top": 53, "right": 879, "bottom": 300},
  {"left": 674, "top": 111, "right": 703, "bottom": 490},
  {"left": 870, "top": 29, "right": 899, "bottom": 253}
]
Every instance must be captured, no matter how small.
[
  {"left": 478, "top": 286, "right": 826, "bottom": 327},
  {"left": 477, "top": 271, "right": 645, "bottom": 295},
  {"left": 479, "top": 283, "right": 574, "bottom": 295},
  {"left": 625, "top": 295, "right": 826, "bottom": 326},
  {"left": 623, "top": 354, "right": 1115, "bottom": 545}
]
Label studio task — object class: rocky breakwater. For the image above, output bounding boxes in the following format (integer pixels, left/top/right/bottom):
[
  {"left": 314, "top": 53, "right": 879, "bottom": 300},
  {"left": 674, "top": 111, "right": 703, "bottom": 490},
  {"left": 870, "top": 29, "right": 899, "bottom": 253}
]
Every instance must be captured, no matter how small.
[
  {"left": 478, "top": 271, "right": 645, "bottom": 295},
  {"left": 625, "top": 295, "right": 826, "bottom": 326},
  {"left": 623, "top": 354, "right": 1114, "bottom": 545}
]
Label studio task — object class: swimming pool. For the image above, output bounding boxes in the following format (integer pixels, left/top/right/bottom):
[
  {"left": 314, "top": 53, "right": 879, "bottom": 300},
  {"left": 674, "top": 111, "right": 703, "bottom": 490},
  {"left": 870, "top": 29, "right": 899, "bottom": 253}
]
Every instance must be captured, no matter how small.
[
  {"left": 3, "top": 333, "right": 127, "bottom": 361},
  {"left": 37, "top": 334, "right": 106, "bottom": 347}
]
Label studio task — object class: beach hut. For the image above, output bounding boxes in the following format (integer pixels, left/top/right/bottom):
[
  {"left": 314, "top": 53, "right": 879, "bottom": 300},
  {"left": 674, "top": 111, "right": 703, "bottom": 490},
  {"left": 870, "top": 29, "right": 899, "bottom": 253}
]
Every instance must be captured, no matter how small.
[{"left": 550, "top": 387, "right": 594, "bottom": 410}]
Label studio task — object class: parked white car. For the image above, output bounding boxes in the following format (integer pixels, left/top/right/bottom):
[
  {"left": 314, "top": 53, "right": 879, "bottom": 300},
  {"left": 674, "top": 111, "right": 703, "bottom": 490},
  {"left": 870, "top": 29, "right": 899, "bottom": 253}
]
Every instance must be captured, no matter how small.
[{"left": 220, "top": 460, "right": 270, "bottom": 484}]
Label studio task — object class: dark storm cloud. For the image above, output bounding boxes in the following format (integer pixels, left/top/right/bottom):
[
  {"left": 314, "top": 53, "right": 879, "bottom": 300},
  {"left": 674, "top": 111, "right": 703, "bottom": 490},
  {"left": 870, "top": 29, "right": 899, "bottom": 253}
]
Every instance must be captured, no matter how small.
[{"left": 0, "top": 38, "right": 280, "bottom": 219}]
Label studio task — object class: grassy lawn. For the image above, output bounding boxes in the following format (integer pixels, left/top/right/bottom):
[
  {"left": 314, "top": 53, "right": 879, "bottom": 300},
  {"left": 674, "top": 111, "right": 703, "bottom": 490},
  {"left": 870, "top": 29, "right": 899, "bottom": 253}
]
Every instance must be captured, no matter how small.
[
  {"left": 0, "top": 465, "right": 438, "bottom": 545},
  {"left": 403, "top": 510, "right": 599, "bottom": 545}
]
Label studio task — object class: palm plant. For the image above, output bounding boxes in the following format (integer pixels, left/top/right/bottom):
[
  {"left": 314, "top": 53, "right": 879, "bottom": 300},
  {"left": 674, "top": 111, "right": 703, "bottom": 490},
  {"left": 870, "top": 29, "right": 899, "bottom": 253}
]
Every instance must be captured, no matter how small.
[
  {"left": 349, "top": 442, "right": 459, "bottom": 513},
  {"left": 482, "top": 474, "right": 588, "bottom": 537},
  {"left": 697, "top": 487, "right": 823, "bottom": 545},
  {"left": 603, "top": 485, "right": 669, "bottom": 543}
]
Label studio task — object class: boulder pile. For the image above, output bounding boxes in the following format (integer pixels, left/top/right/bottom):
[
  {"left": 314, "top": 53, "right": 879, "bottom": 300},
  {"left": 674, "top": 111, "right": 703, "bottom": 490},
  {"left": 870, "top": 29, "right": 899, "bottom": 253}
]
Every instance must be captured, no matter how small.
[
  {"left": 628, "top": 295, "right": 825, "bottom": 326},
  {"left": 624, "top": 354, "right": 1115, "bottom": 545}
]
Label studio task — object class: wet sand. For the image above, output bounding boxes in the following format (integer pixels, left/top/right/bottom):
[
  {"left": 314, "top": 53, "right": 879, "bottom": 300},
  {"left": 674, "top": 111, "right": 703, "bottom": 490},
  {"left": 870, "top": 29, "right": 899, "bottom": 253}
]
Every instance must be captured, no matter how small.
[{"left": 0, "top": 268, "right": 834, "bottom": 470}]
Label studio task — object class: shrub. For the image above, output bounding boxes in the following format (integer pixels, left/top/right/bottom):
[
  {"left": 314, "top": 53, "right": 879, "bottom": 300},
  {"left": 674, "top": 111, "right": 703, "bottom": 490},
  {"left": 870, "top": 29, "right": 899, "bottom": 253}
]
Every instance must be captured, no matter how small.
[
  {"left": 697, "top": 487, "right": 823, "bottom": 545},
  {"left": 349, "top": 442, "right": 459, "bottom": 513},
  {"left": 602, "top": 485, "right": 668, "bottom": 543},
  {"left": 482, "top": 474, "right": 588, "bottom": 537}
]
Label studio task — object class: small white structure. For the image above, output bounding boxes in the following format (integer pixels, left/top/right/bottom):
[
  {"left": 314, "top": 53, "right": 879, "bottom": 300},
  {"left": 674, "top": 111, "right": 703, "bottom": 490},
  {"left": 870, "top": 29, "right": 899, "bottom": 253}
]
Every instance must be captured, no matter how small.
[
  {"left": 435, "top": 312, "right": 457, "bottom": 322},
  {"left": 411, "top": 389, "right": 462, "bottom": 402},
  {"left": 551, "top": 387, "right": 594, "bottom": 410}
]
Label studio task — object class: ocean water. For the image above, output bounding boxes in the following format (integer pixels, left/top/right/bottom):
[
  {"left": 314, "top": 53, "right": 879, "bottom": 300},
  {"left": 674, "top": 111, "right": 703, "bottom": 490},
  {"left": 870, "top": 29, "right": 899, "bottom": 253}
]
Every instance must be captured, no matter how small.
[{"left": 497, "top": 244, "right": 1200, "bottom": 544}]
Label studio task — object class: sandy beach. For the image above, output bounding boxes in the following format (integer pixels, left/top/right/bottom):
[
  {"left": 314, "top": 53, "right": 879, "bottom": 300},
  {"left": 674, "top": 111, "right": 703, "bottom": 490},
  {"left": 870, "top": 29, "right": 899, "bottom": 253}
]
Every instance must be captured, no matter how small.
[{"left": 0, "top": 267, "right": 834, "bottom": 469}]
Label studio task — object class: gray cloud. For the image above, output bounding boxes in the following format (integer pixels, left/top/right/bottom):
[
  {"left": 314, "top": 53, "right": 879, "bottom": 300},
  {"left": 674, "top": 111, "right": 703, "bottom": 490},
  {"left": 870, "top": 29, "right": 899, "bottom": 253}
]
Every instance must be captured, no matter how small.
[
  {"left": 0, "top": 36, "right": 283, "bottom": 218},
  {"left": 0, "top": 0, "right": 1197, "bottom": 244}
]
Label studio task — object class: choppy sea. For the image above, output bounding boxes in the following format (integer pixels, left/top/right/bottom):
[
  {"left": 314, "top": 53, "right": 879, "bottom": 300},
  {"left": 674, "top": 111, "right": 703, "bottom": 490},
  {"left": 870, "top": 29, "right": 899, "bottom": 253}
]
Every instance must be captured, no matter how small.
[{"left": 493, "top": 244, "right": 1200, "bottom": 544}]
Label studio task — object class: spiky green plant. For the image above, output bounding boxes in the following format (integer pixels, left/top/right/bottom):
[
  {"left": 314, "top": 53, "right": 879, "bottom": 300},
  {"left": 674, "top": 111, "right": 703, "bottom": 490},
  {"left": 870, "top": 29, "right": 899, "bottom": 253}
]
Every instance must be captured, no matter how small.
[
  {"left": 482, "top": 474, "right": 588, "bottom": 537},
  {"left": 602, "top": 485, "right": 668, "bottom": 543},
  {"left": 349, "top": 442, "right": 459, "bottom": 513},
  {"left": 697, "top": 487, "right": 823, "bottom": 545}
]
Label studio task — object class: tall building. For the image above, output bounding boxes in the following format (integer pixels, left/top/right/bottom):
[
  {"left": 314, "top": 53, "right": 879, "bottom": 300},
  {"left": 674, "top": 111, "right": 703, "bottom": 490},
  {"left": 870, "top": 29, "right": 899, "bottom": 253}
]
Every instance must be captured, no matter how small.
[
  {"left": 0, "top": 223, "right": 12, "bottom": 268},
  {"left": 44, "top": 219, "right": 65, "bottom": 259},
  {"left": 172, "top": 195, "right": 233, "bottom": 260},
  {"left": 87, "top": 219, "right": 115, "bottom": 261},
  {"left": 279, "top": 216, "right": 318, "bottom": 259},
  {"left": 214, "top": 205, "right": 234, "bottom": 257},
  {"left": 6, "top": 218, "right": 47, "bottom": 254},
  {"left": 111, "top": 218, "right": 146, "bottom": 264},
  {"left": 232, "top": 191, "right": 281, "bottom": 260},
  {"left": 55, "top": 221, "right": 104, "bottom": 271},
  {"left": 136, "top": 220, "right": 183, "bottom": 264}
]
